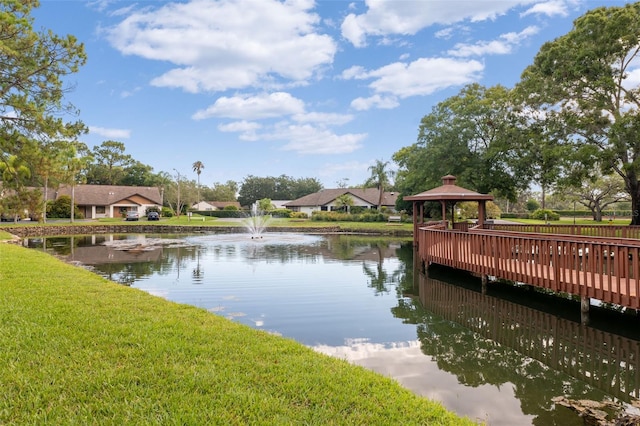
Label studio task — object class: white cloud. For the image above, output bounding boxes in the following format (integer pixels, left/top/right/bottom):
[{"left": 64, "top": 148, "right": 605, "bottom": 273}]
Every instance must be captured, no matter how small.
[
  {"left": 192, "top": 92, "right": 305, "bottom": 120},
  {"left": 341, "top": 65, "right": 368, "bottom": 80},
  {"left": 350, "top": 95, "right": 399, "bottom": 111},
  {"left": 292, "top": 112, "right": 354, "bottom": 126},
  {"left": 217, "top": 120, "right": 262, "bottom": 141},
  {"left": 106, "top": 0, "right": 336, "bottom": 93},
  {"left": 521, "top": 0, "right": 571, "bottom": 17},
  {"left": 341, "top": 0, "right": 540, "bottom": 47},
  {"left": 346, "top": 57, "right": 483, "bottom": 107},
  {"left": 215, "top": 116, "right": 365, "bottom": 155},
  {"left": 120, "top": 86, "right": 141, "bottom": 98},
  {"left": 88, "top": 126, "right": 131, "bottom": 139},
  {"left": 448, "top": 26, "right": 540, "bottom": 57},
  {"left": 274, "top": 124, "right": 366, "bottom": 154}
]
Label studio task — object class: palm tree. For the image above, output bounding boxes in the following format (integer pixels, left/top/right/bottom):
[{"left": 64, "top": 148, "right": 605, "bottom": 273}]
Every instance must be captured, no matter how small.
[
  {"left": 335, "top": 193, "right": 354, "bottom": 213},
  {"left": 192, "top": 161, "right": 205, "bottom": 204},
  {"left": 365, "top": 159, "right": 393, "bottom": 211}
]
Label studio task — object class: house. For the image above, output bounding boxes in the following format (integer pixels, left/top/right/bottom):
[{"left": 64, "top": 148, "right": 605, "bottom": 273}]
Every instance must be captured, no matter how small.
[
  {"left": 284, "top": 188, "right": 398, "bottom": 216},
  {"left": 192, "top": 201, "right": 241, "bottom": 211},
  {"left": 55, "top": 184, "right": 162, "bottom": 219}
]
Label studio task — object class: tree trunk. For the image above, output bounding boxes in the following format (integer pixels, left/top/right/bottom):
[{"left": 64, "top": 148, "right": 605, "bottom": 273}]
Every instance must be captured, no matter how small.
[
  {"left": 42, "top": 177, "right": 48, "bottom": 223},
  {"left": 594, "top": 207, "right": 602, "bottom": 222},
  {"left": 71, "top": 184, "right": 75, "bottom": 223},
  {"left": 624, "top": 172, "right": 640, "bottom": 226},
  {"left": 630, "top": 184, "right": 640, "bottom": 226}
]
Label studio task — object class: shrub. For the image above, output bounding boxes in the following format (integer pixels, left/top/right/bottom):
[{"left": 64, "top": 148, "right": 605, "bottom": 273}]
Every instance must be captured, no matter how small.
[
  {"left": 223, "top": 205, "right": 239, "bottom": 211},
  {"left": 290, "top": 212, "right": 308, "bottom": 219},
  {"left": 271, "top": 208, "right": 292, "bottom": 218},
  {"left": 530, "top": 209, "right": 560, "bottom": 221},
  {"left": 47, "top": 195, "right": 83, "bottom": 219},
  {"left": 161, "top": 207, "right": 174, "bottom": 218}
]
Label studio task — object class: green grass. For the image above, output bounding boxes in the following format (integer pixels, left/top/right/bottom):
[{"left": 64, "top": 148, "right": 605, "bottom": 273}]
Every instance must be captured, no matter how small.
[
  {"left": 0, "top": 243, "right": 477, "bottom": 425},
  {"left": 506, "top": 217, "right": 633, "bottom": 226}
]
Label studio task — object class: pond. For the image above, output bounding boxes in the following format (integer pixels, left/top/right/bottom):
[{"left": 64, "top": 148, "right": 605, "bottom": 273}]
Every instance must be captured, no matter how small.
[{"left": 25, "top": 232, "right": 640, "bottom": 426}]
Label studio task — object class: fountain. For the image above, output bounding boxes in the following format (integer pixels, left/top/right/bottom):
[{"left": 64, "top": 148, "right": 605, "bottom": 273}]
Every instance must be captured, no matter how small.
[{"left": 243, "top": 206, "right": 271, "bottom": 239}]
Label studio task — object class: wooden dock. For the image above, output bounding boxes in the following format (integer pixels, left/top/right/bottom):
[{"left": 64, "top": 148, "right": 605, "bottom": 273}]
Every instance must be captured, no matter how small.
[{"left": 415, "top": 222, "right": 640, "bottom": 311}]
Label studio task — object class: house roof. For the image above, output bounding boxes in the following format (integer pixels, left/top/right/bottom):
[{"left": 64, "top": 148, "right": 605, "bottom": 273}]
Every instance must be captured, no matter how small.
[
  {"left": 56, "top": 184, "right": 162, "bottom": 206},
  {"left": 284, "top": 188, "right": 398, "bottom": 207},
  {"left": 403, "top": 175, "right": 493, "bottom": 202}
]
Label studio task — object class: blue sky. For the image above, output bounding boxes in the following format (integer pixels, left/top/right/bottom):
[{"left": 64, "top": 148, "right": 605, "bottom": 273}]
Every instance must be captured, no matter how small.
[{"left": 33, "top": 0, "right": 629, "bottom": 189}]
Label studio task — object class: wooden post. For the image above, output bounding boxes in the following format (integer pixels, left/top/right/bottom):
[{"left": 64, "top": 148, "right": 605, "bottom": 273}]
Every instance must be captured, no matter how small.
[
  {"left": 581, "top": 296, "right": 590, "bottom": 325},
  {"left": 481, "top": 275, "right": 488, "bottom": 294},
  {"left": 412, "top": 202, "right": 418, "bottom": 246},
  {"left": 478, "top": 201, "right": 486, "bottom": 227}
]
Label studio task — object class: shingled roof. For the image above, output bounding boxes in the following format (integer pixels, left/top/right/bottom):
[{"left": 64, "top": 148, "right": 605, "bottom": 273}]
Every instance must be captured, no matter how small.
[
  {"left": 56, "top": 184, "right": 162, "bottom": 205},
  {"left": 403, "top": 175, "right": 493, "bottom": 202},
  {"left": 284, "top": 188, "right": 398, "bottom": 207}
]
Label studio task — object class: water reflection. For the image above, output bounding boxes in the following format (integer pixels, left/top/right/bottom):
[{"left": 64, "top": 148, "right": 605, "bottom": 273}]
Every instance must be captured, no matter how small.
[{"left": 25, "top": 233, "right": 640, "bottom": 425}]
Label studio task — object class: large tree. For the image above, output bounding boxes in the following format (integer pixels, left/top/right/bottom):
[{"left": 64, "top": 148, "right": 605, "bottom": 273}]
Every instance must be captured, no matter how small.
[
  {"left": 0, "top": 0, "right": 86, "bottom": 171},
  {"left": 204, "top": 180, "right": 238, "bottom": 202},
  {"left": 393, "top": 83, "right": 528, "bottom": 212},
  {"left": 563, "top": 174, "right": 629, "bottom": 222},
  {"left": 85, "top": 140, "right": 134, "bottom": 185},
  {"left": 238, "top": 175, "right": 322, "bottom": 207},
  {"left": 516, "top": 3, "right": 640, "bottom": 224}
]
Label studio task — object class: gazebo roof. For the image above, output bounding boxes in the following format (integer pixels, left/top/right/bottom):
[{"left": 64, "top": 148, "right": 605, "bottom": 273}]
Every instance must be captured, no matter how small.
[{"left": 403, "top": 175, "right": 494, "bottom": 202}]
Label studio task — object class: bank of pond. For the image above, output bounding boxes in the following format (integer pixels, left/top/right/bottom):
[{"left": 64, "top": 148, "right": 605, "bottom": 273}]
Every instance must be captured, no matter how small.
[{"left": 3, "top": 227, "right": 640, "bottom": 425}]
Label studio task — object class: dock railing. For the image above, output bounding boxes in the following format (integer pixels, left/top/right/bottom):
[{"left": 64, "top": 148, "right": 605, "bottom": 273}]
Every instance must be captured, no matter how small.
[{"left": 416, "top": 225, "right": 640, "bottom": 310}]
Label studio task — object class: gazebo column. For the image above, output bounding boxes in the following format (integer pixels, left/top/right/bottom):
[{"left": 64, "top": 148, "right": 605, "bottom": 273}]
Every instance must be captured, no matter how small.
[
  {"left": 478, "top": 201, "right": 486, "bottom": 227},
  {"left": 412, "top": 202, "right": 418, "bottom": 246},
  {"left": 440, "top": 201, "right": 446, "bottom": 227}
]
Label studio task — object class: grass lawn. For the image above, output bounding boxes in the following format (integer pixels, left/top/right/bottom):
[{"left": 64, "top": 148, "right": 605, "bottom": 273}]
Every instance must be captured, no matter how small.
[
  {"left": 506, "top": 217, "right": 633, "bottom": 226},
  {"left": 0, "top": 242, "right": 476, "bottom": 425}
]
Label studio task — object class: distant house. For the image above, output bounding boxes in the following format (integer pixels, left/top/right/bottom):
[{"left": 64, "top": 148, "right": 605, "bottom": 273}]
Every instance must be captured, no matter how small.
[
  {"left": 192, "top": 201, "right": 241, "bottom": 211},
  {"left": 284, "top": 188, "right": 398, "bottom": 216},
  {"left": 55, "top": 184, "right": 162, "bottom": 219}
]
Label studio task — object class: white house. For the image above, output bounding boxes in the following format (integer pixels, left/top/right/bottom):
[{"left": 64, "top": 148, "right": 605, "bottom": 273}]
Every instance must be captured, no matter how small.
[
  {"left": 192, "top": 201, "right": 241, "bottom": 211},
  {"left": 284, "top": 188, "right": 398, "bottom": 216}
]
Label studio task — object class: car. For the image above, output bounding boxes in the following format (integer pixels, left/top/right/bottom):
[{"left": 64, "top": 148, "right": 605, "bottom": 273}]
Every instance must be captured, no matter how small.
[
  {"left": 0, "top": 214, "right": 20, "bottom": 222},
  {"left": 125, "top": 211, "right": 139, "bottom": 221},
  {"left": 147, "top": 211, "right": 160, "bottom": 221}
]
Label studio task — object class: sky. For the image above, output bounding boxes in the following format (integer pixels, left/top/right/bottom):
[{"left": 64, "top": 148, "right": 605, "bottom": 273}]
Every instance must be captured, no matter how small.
[{"left": 32, "top": 0, "right": 631, "bottom": 189}]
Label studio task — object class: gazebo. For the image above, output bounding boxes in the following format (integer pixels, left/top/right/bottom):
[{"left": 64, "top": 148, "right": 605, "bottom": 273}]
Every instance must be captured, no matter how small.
[{"left": 403, "top": 175, "right": 494, "bottom": 236}]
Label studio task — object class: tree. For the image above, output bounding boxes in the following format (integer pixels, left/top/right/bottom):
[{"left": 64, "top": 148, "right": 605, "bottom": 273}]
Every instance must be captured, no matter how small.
[
  {"left": 118, "top": 161, "right": 160, "bottom": 187},
  {"left": 0, "top": 0, "right": 86, "bottom": 163},
  {"left": 85, "top": 141, "right": 134, "bottom": 185},
  {"left": 238, "top": 175, "right": 322, "bottom": 207},
  {"left": 290, "top": 177, "right": 323, "bottom": 199},
  {"left": 563, "top": 175, "right": 628, "bottom": 221},
  {"left": 192, "top": 160, "right": 204, "bottom": 202},
  {"left": 205, "top": 180, "right": 238, "bottom": 202},
  {"left": 257, "top": 198, "right": 272, "bottom": 211},
  {"left": 393, "top": 83, "right": 528, "bottom": 213},
  {"left": 0, "top": 154, "right": 31, "bottom": 222},
  {"left": 59, "top": 143, "right": 92, "bottom": 223},
  {"left": 516, "top": 3, "right": 640, "bottom": 224},
  {"left": 364, "top": 159, "right": 393, "bottom": 211},
  {"left": 334, "top": 194, "right": 354, "bottom": 213}
]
